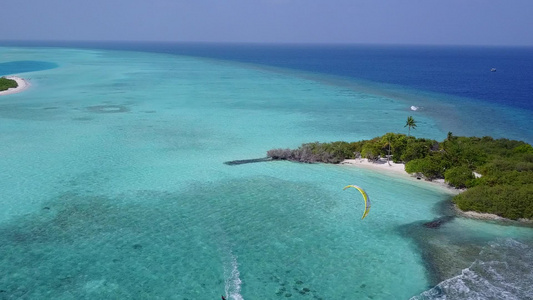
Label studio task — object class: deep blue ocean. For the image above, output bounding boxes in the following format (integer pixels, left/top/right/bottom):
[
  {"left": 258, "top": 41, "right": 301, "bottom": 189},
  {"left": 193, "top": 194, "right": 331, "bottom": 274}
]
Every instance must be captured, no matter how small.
[
  {"left": 1, "top": 42, "right": 532, "bottom": 299},
  {"left": 4, "top": 41, "right": 531, "bottom": 111},
  {"left": 143, "top": 43, "right": 533, "bottom": 112}
]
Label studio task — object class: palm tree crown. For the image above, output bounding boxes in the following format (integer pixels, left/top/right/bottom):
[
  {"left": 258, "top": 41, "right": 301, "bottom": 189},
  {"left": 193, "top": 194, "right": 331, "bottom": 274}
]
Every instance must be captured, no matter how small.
[{"left": 404, "top": 116, "right": 417, "bottom": 136}]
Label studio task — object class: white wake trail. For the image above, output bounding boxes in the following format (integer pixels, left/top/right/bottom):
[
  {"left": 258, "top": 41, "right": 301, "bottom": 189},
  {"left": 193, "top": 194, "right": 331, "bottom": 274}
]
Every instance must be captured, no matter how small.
[{"left": 224, "top": 250, "right": 243, "bottom": 300}]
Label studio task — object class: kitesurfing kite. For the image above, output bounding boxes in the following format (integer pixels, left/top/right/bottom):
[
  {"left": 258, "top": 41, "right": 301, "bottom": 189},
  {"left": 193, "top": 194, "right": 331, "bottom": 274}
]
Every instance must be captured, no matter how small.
[{"left": 343, "top": 185, "right": 371, "bottom": 219}]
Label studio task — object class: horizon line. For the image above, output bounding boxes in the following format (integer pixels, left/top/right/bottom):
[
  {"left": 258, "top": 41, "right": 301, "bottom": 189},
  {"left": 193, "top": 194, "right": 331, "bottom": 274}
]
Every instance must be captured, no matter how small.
[{"left": 1, "top": 39, "right": 533, "bottom": 48}]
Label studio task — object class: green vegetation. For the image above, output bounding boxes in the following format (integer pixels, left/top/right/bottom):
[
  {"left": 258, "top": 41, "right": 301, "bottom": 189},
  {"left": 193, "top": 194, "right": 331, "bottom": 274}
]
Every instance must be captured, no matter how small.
[
  {"left": 0, "top": 77, "right": 18, "bottom": 91},
  {"left": 268, "top": 133, "right": 440, "bottom": 165},
  {"left": 454, "top": 185, "right": 533, "bottom": 220},
  {"left": 267, "top": 133, "right": 533, "bottom": 220}
]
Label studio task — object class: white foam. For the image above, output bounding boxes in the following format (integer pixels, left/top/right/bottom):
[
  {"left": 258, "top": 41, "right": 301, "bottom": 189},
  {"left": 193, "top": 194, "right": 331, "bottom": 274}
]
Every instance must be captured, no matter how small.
[
  {"left": 224, "top": 252, "right": 243, "bottom": 300},
  {"left": 411, "top": 239, "right": 533, "bottom": 300}
]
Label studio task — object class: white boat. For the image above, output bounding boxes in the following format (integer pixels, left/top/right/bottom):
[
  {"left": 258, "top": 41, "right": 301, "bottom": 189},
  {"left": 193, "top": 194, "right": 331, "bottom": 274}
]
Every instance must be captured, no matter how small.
[{"left": 410, "top": 106, "right": 419, "bottom": 111}]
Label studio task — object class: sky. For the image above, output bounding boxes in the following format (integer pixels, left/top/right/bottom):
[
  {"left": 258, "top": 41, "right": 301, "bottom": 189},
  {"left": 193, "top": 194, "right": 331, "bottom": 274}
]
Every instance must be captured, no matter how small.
[{"left": 1, "top": 0, "right": 533, "bottom": 46}]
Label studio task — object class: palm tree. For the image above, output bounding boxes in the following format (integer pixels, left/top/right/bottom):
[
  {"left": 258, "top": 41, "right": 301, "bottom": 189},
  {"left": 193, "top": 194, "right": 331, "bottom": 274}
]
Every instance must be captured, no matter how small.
[{"left": 404, "top": 116, "right": 417, "bottom": 136}]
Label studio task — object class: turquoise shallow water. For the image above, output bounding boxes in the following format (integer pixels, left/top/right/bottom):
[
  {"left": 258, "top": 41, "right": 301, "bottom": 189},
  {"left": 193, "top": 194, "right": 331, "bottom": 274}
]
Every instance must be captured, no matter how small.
[{"left": 0, "top": 46, "right": 532, "bottom": 299}]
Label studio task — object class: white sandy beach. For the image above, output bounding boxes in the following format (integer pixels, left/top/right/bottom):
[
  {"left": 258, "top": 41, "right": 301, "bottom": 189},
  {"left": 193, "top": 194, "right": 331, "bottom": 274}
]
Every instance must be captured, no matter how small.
[
  {"left": 0, "top": 76, "right": 29, "bottom": 96},
  {"left": 340, "top": 158, "right": 462, "bottom": 195}
]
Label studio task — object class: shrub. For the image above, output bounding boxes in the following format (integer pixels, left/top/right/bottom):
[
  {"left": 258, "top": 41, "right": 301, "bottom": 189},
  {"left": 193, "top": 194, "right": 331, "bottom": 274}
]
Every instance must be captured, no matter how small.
[
  {"left": 444, "top": 165, "right": 474, "bottom": 188},
  {"left": 405, "top": 156, "right": 445, "bottom": 180},
  {"left": 267, "top": 148, "right": 293, "bottom": 160},
  {"left": 513, "top": 144, "right": 533, "bottom": 154},
  {"left": 453, "top": 185, "right": 533, "bottom": 220},
  {"left": 361, "top": 141, "right": 381, "bottom": 161},
  {"left": 400, "top": 140, "right": 432, "bottom": 162}
]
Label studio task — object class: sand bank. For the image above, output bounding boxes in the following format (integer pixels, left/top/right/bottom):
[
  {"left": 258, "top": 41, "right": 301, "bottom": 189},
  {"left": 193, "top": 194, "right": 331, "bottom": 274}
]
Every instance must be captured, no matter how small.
[{"left": 0, "top": 76, "right": 29, "bottom": 96}]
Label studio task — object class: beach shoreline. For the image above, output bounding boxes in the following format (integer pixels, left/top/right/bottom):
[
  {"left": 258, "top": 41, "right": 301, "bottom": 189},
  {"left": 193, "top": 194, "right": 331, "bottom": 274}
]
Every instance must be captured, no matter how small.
[
  {"left": 452, "top": 204, "right": 533, "bottom": 225},
  {"left": 340, "top": 158, "right": 463, "bottom": 195},
  {"left": 340, "top": 158, "right": 533, "bottom": 224},
  {"left": 0, "top": 76, "right": 29, "bottom": 96}
]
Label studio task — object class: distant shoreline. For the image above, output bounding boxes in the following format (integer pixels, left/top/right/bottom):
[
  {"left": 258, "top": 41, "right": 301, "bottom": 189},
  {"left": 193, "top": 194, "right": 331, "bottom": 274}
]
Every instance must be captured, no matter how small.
[{"left": 0, "top": 76, "right": 29, "bottom": 95}]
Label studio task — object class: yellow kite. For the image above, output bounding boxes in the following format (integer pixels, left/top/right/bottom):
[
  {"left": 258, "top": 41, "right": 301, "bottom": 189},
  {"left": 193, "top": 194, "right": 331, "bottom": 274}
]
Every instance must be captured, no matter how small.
[{"left": 343, "top": 185, "right": 371, "bottom": 219}]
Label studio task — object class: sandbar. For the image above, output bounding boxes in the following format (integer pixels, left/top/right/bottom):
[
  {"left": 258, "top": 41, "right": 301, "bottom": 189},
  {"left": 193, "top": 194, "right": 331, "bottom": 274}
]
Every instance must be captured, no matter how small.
[{"left": 0, "top": 76, "right": 30, "bottom": 96}]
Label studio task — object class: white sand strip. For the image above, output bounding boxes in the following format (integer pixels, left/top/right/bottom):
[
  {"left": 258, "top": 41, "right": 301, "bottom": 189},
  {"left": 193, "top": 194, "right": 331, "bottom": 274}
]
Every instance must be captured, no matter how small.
[
  {"left": 340, "top": 158, "right": 462, "bottom": 194},
  {"left": 0, "top": 76, "right": 30, "bottom": 96},
  {"left": 452, "top": 205, "right": 505, "bottom": 221},
  {"left": 453, "top": 204, "right": 532, "bottom": 223},
  {"left": 341, "top": 158, "right": 407, "bottom": 176}
]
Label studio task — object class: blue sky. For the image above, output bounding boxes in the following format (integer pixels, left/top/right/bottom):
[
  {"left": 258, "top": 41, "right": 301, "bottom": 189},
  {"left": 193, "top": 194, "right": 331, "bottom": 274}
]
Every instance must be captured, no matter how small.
[{"left": 1, "top": 0, "right": 533, "bottom": 46}]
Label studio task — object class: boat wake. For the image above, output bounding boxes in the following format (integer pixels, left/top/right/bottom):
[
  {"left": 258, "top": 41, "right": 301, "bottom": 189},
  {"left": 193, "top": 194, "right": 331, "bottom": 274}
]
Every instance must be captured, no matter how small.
[
  {"left": 411, "top": 238, "right": 533, "bottom": 300},
  {"left": 223, "top": 250, "right": 243, "bottom": 300},
  {"left": 215, "top": 222, "right": 244, "bottom": 300}
]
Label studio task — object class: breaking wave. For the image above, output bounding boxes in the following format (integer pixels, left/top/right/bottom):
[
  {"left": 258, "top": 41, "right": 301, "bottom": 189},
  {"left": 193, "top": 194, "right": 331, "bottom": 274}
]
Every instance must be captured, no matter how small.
[{"left": 411, "top": 238, "right": 533, "bottom": 300}]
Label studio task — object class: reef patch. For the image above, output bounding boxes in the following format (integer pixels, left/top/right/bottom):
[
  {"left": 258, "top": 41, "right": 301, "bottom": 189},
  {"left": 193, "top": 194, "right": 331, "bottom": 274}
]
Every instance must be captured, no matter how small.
[{"left": 86, "top": 105, "right": 130, "bottom": 114}]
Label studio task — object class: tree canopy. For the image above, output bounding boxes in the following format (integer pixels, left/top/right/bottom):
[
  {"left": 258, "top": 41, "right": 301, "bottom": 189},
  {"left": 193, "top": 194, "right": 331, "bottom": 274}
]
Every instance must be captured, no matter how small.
[{"left": 0, "top": 77, "right": 18, "bottom": 91}]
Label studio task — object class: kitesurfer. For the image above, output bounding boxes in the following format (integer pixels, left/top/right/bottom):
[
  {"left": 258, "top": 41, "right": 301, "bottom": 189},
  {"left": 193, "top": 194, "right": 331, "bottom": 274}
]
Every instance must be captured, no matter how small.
[
  {"left": 221, "top": 296, "right": 226, "bottom": 300},
  {"left": 343, "top": 185, "right": 371, "bottom": 219}
]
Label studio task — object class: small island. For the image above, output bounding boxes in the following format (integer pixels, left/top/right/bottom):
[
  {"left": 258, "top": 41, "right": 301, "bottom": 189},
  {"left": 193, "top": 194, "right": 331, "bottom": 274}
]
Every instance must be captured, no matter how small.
[
  {"left": 267, "top": 132, "right": 533, "bottom": 222},
  {"left": 0, "top": 76, "right": 29, "bottom": 95},
  {"left": 0, "top": 76, "right": 18, "bottom": 91}
]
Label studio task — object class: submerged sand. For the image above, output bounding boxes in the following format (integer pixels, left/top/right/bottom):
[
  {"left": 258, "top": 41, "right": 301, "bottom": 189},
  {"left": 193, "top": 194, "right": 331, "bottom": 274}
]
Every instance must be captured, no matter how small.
[{"left": 0, "top": 76, "right": 29, "bottom": 96}]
